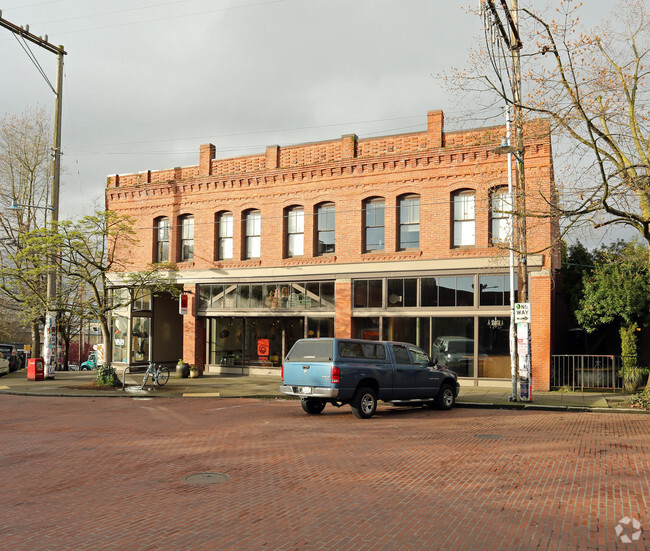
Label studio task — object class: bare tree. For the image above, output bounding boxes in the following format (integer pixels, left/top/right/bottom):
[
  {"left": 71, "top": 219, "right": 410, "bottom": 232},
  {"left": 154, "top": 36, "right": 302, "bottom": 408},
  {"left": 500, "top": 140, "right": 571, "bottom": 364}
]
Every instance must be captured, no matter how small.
[
  {"left": 0, "top": 107, "right": 52, "bottom": 354},
  {"left": 453, "top": 0, "right": 650, "bottom": 256}
]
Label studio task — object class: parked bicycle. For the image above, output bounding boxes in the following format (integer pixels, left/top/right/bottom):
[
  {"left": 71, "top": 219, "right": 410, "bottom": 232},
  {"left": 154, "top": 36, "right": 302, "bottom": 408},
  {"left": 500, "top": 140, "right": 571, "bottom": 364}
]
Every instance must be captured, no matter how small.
[{"left": 140, "top": 361, "right": 170, "bottom": 389}]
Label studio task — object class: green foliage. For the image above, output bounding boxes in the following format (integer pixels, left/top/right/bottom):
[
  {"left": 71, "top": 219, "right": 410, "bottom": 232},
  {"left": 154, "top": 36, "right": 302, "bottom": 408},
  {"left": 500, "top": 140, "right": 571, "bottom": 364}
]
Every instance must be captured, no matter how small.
[
  {"left": 626, "top": 388, "right": 650, "bottom": 410},
  {"left": 575, "top": 241, "right": 650, "bottom": 333},
  {"left": 95, "top": 364, "right": 119, "bottom": 387},
  {"left": 561, "top": 241, "right": 594, "bottom": 313}
]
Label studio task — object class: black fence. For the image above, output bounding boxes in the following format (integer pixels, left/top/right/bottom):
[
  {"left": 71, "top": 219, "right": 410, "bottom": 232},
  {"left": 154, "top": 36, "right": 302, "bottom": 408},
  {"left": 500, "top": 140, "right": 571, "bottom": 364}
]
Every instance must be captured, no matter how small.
[{"left": 551, "top": 355, "right": 624, "bottom": 391}]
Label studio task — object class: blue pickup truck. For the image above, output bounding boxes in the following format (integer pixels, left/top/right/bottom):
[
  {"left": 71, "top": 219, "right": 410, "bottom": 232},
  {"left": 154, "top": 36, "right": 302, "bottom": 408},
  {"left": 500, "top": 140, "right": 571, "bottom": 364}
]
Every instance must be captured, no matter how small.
[{"left": 280, "top": 338, "right": 460, "bottom": 419}]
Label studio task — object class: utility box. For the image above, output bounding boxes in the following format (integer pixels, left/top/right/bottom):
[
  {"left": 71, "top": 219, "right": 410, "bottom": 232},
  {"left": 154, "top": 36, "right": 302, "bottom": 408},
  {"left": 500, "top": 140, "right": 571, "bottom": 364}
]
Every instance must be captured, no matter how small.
[{"left": 27, "top": 358, "right": 45, "bottom": 381}]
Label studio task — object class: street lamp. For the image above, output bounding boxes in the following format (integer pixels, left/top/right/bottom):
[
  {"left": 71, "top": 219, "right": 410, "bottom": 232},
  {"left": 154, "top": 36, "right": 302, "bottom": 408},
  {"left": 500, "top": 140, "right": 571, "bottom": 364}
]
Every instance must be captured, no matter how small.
[{"left": 8, "top": 200, "right": 57, "bottom": 377}]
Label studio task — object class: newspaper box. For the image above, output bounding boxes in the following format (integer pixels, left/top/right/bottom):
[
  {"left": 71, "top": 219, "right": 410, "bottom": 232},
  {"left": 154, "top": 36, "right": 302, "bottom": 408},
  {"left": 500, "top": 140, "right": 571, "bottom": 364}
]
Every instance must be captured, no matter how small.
[{"left": 27, "top": 358, "right": 45, "bottom": 381}]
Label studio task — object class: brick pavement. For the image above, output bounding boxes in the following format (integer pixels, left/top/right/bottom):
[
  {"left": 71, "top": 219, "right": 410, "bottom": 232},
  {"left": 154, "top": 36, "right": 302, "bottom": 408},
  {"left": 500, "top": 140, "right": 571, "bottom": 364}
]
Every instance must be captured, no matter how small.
[{"left": 1, "top": 395, "right": 648, "bottom": 550}]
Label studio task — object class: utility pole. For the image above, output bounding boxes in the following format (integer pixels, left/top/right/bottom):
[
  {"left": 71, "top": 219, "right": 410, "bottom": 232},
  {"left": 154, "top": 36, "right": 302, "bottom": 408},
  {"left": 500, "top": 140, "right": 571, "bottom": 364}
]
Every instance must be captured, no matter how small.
[
  {"left": 0, "top": 12, "right": 66, "bottom": 377},
  {"left": 483, "top": 0, "right": 531, "bottom": 401}
]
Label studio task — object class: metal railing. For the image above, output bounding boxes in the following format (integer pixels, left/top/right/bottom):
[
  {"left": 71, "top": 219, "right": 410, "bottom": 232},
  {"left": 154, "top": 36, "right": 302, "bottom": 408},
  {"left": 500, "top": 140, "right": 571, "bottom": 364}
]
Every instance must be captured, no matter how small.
[{"left": 551, "top": 355, "right": 624, "bottom": 391}]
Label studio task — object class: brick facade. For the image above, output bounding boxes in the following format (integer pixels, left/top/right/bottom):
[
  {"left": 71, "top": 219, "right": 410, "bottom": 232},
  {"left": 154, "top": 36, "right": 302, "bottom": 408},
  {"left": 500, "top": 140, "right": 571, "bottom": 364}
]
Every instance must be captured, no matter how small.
[{"left": 106, "top": 109, "right": 559, "bottom": 390}]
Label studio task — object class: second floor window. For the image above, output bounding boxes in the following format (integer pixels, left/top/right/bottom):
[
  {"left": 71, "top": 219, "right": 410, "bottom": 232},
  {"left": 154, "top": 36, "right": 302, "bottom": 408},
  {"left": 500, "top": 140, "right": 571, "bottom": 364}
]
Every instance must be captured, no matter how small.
[
  {"left": 399, "top": 195, "right": 420, "bottom": 249},
  {"left": 316, "top": 203, "right": 335, "bottom": 255},
  {"left": 180, "top": 215, "right": 194, "bottom": 261},
  {"left": 155, "top": 217, "right": 169, "bottom": 262},
  {"left": 245, "top": 210, "right": 261, "bottom": 259},
  {"left": 452, "top": 191, "right": 475, "bottom": 247},
  {"left": 217, "top": 212, "right": 233, "bottom": 260},
  {"left": 490, "top": 187, "right": 511, "bottom": 245},
  {"left": 286, "top": 206, "right": 304, "bottom": 257},
  {"left": 364, "top": 198, "right": 385, "bottom": 252}
]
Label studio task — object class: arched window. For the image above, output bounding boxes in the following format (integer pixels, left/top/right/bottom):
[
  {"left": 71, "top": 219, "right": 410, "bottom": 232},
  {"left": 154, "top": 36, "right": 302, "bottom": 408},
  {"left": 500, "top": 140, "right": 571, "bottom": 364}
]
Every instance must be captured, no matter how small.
[
  {"left": 154, "top": 217, "right": 169, "bottom": 262},
  {"left": 398, "top": 194, "right": 420, "bottom": 250},
  {"left": 216, "top": 211, "right": 233, "bottom": 260},
  {"left": 490, "top": 187, "right": 511, "bottom": 245},
  {"left": 285, "top": 206, "right": 304, "bottom": 257},
  {"left": 179, "top": 215, "right": 194, "bottom": 261},
  {"left": 452, "top": 190, "right": 475, "bottom": 247},
  {"left": 316, "top": 202, "right": 335, "bottom": 255},
  {"left": 244, "top": 209, "right": 261, "bottom": 259},
  {"left": 364, "top": 197, "right": 385, "bottom": 252}
]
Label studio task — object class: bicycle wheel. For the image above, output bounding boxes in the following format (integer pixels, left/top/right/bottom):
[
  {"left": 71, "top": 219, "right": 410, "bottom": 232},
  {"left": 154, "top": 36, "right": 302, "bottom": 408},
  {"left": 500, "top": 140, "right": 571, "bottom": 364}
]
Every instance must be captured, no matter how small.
[{"left": 156, "top": 367, "right": 170, "bottom": 386}]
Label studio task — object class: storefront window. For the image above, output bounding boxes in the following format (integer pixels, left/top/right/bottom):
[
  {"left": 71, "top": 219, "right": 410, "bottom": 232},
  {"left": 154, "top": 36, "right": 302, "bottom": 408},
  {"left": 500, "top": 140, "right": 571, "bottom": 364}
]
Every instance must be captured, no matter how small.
[
  {"left": 431, "top": 317, "right": 474, "bottom": 377},
  {"left": 381, "top": 317, "right": 431, "bottom": 354},
  {"left": 198, "top": 281, "right": 336, "bottom": 311},
  {"left": 353, "top": 279, "right": 382, "bottom": 308},
  {"left": 479, "top": 275, "right": 518, "bottom": 306},
  {"left": 112, "top": 315, "right": 129, "bottom": 363},
  {"left": 307, "top": 317, "right": 334, "bottom": 339},
  {"left": 131, "top": 316, "right": 151, "bottom": 363},
  {"left": 478, "top": 317, "right": 511, "bottom": 378},
  {"left": 354, "top": 317, "right": 380, "bottom": 340}
]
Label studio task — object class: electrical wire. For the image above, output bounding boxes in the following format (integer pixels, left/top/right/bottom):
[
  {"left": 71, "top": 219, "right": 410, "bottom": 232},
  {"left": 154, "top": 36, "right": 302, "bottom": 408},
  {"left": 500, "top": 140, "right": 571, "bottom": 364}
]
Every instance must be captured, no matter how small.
[{"left": 11, "top": 33, "right": 55, "bottom": 93}]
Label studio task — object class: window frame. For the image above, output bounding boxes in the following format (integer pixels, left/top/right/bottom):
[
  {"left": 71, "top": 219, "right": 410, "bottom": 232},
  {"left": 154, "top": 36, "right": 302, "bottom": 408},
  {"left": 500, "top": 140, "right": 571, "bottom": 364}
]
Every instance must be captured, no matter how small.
[
  {"left": 489, "top": 187, "right": 511, "bottom": 245},
  {"left": 244, "top": 209, "right": 261, "bottom": 259},
  {"left": 179, "top": 215, "right": 194, "bottom": 261},
  {"left": 316, "top": 202, "right": 335, "bottom": 256},
  {"left": 363, "top": 197, "right": 385, "bottom": 252},
  {"left": 216, "top": 211, "right": 234, "bottom": 260},
  {"left": 154, "top": 217, "right": 170, "bottom": 263},
  {"left": 398, "top": 194, "right": 420, "bottom": 250},
  {"left": 285, "top": 206, "right": 305, "bottom": 258},
  {"left": 452, "top": 190, "right": 476, "bottom": 248}
]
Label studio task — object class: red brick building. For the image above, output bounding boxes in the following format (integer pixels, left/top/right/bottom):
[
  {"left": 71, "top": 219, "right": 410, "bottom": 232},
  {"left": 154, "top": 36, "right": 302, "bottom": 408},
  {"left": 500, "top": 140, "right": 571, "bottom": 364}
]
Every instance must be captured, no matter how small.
[{"left": 105, "top": 110, "right": 559, "bottom": 390}]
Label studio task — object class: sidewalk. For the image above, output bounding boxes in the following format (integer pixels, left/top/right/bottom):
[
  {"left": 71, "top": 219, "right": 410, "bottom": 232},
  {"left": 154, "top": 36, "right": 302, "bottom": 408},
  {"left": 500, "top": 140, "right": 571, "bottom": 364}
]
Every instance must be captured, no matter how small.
[{"left": 0, "top": 368, "right": 645, "bottom": 413}]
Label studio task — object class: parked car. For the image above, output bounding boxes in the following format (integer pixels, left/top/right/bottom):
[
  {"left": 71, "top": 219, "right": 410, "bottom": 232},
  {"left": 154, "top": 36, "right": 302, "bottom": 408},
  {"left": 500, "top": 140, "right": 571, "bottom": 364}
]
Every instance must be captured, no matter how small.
[
  {"left": 280, "top": 338, "right": 459, "bottom": 418},
  {"left": 0, "top": 355, "right": 8, "bottom": 376},
  {"left": 431, "top": 336, "right": 481, "bottom": 377},
  {"left": 68, "top": 363, "right": 80, "bottom": 371},
  {"left": 0, "top": 344, "right": 20, "bottom": 372},
  {"left": 80, "top": 353, "right": 98, "bottom": 370}
]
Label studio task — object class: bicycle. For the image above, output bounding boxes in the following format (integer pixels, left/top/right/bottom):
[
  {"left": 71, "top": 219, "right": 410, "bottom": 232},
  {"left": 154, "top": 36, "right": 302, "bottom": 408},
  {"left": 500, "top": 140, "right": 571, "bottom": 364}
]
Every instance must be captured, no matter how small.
[{"left": 139, "top": 361, "right": 170, "bottom": 389}]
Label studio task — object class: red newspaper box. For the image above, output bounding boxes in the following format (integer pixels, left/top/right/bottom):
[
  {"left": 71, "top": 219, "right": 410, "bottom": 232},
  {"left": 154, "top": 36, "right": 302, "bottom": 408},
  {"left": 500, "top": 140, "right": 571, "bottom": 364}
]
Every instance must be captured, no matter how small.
[{"left": 27, "top": 358, "right": 45, "bottom": 381}]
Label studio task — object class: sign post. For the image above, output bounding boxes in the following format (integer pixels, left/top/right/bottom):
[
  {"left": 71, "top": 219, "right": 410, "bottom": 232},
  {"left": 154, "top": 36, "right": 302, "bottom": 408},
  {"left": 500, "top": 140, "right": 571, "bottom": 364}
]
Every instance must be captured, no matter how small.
[{"left": 515, "top": 302, "right": 532, "bottom": 401}]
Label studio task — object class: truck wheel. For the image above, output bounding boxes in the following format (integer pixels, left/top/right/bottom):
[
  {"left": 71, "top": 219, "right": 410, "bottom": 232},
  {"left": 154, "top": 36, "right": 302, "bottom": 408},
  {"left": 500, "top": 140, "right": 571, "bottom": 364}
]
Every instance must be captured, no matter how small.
[
  {"left": 435, "top": 383, "right": 456, "bottom": 410},
  {"left": 301, "top": 398, "right": 326, "bottom": 415},
  {"left": 81, "top": 366, "right": 88, "bottom": 371},
  {"left": 351, "top": 386, "right": 377, "bottom": 419}
]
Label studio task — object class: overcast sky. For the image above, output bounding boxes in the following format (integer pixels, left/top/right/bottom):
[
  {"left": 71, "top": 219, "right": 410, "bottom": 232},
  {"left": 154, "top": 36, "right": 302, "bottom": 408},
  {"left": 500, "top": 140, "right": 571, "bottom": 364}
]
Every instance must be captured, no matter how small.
[{"left": 1, "top": 0, "right": 617, "bottom": 233}]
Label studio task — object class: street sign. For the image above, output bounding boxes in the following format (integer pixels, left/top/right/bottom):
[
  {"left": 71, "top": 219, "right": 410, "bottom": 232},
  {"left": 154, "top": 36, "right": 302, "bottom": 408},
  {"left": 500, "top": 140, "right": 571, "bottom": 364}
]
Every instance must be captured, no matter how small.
[{"left": 514, "top": 302, "right": 531, "bottom": 323}]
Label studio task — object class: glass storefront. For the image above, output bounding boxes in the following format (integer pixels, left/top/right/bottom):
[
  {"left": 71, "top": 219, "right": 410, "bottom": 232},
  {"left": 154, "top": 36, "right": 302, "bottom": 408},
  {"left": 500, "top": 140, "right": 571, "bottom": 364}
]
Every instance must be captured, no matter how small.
[
  {"left": 351, "top": 274, "right": 515, "bottom": 379},
  {"left": 207, "top": 316, "right": 332, "bottom": 367}
]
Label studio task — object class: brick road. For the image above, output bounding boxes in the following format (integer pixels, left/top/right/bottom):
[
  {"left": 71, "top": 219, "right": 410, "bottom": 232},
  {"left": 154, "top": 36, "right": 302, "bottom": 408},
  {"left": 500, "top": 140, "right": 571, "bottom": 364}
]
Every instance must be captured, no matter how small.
[{"left": 1, "top": 395, "right": 648, "bottom": 550}]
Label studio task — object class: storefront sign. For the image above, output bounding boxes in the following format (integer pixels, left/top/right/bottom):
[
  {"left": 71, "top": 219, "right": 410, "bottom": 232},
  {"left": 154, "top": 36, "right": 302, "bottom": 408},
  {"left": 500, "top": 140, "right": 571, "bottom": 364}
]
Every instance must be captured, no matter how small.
[
  {"left": 257, "top": 339, "right": 270, "bottom": 361},
  {"left": 179, "top": 293, "right": 189, "bottom": 315}
]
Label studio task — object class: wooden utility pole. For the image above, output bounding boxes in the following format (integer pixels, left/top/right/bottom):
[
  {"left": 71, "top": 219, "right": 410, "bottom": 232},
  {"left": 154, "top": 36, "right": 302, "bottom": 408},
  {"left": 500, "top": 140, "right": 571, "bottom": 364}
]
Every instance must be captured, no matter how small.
[{"left": 0, "top": 13, "right": 66, "bottom": 374}]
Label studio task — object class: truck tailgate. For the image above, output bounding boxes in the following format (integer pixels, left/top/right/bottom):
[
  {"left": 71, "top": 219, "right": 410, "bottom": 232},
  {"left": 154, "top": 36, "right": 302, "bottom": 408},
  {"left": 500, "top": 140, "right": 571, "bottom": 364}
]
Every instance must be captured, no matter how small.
[{"left": 283, "top": 361, "right": 333, "bottom": 388}]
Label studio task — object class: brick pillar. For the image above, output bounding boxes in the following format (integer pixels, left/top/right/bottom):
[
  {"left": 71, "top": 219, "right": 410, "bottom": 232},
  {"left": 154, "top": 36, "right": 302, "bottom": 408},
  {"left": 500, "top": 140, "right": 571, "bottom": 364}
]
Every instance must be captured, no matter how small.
[
  {"left": 335, "top": 279, "right": 352, "bottom": 338},
  {"left": 340, "top": 134, "right": 357, "bottom": 159},
  {"left": 427, "top": 110, "right": 444, "bottom": 147},
  {"left": 530, "top": 270, "right": 552, "bottom": 391},
  {"left": 200, "top": 143, "right": 215, "bottom": 176},
  {"left": 385, "top": 196, "right": 397, "bottom": 252},
  {"left": 304, "top": 204, "right": 315, "bottom": 257},
  {"left": 183, "top": 286, "right": 206, "bottom": 373},
  {"left": 266, "top": 145, "right": 280, "bottom": 169}
]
